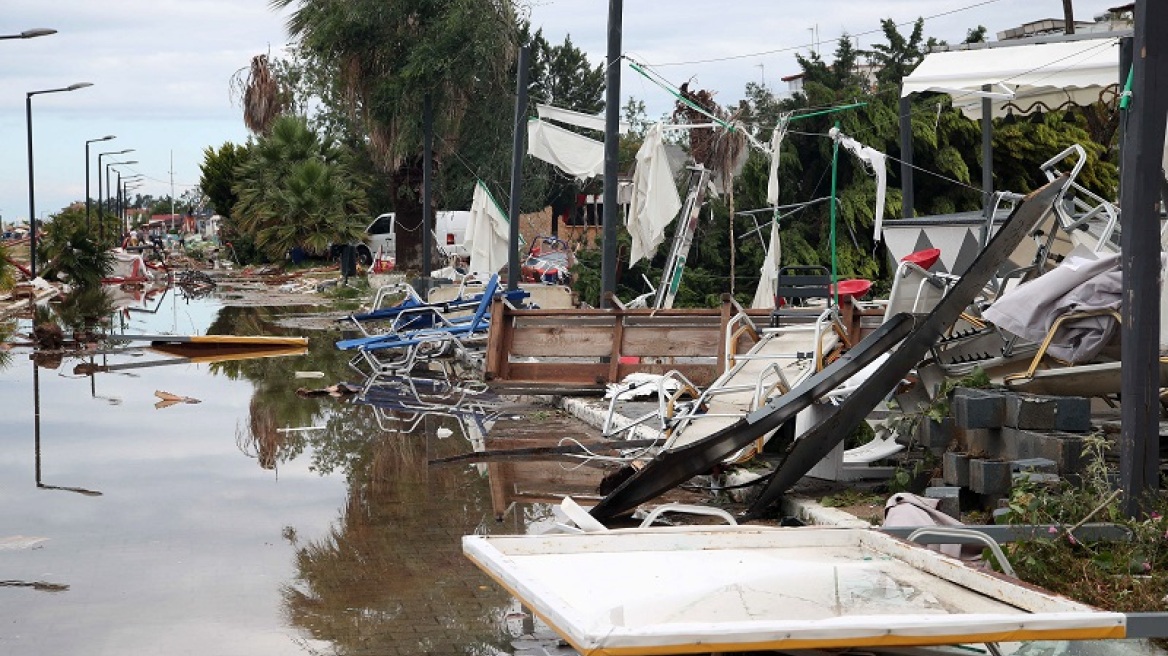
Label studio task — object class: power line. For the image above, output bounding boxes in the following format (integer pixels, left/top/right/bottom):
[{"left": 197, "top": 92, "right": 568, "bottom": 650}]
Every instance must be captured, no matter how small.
[{"left": 647, "top": 0, "right": 1006, "bottom": 67}]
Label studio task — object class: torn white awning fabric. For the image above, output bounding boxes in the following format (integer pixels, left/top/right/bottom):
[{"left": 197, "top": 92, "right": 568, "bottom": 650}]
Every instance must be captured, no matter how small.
[
  {"left": 830, "top": 127, "right": 887, "bottom": 242},
  {"left": 464, "top": 180, "right": 511, "bottom": 274},
  {"left": 900, "top": 36, "right": 1120, "bottom": 120},
  {"left": 627, "top": 123, "right": 682, "bottom": 265},
  {"left": 766, "top": 113, "right": 792, "bottom": 206},
  {"left": 751, "top": 218, "right": 782, "bottom": 309},
  {"left": 526, "top": 119, "right": 604, "bottom": 180},
  {"left": 536, "top": 103, "right": 630, "bottom": 133}
]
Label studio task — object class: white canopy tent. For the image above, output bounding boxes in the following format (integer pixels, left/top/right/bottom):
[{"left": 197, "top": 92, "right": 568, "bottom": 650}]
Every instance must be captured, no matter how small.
[
  {"left": 901, "top": 35, "right": 1124, "bottom": 120},
  {"left": 463, "top": 180, "right": 511, "bottom": 274}
]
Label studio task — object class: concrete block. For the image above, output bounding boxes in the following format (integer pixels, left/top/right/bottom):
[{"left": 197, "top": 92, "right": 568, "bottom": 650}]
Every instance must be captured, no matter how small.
[
  {"left": 1004, "top": 393, "right": 1057, "bottom": 430},
  {"left": 952, "top": 387, "right": 1004, "bottom": 429},
  {"left": 954, "top": 426, "right": 1002, "bottom": 457},
  {"left": 1037, "top": 431, "right": 1085, "bottom": 476},
  {"left": 1052, "top": 395, "right": 1092, "bottom": 432},
  {"left": 1014, "top": 471, "right": 1061, "bottom": 485},
  {"left": 943, "top": 451, "right": 970, "bottom": 487},
  {"left": 969, "top": 458, "right": 1012, "bottom": 496},
  {"left": 1002, "top": 427, "right": 1084, "bottom": 475},
  {"left": 925, "top": 486, "right": 962, "bottom": 519},
  {"left": 917, "top": 417, "right": 954, "bottom": 450},
  {"left": 1011, "top": 457, "right": 1057, "bottom": 473}
]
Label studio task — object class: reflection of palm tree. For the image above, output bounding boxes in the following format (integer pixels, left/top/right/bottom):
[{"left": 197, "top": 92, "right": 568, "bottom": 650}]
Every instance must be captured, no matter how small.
[
  {"left": 42, "top": 286, "right": 115, "bottom": 345},
  {"left": 211, "top": 305, "right": 364, "bottom": 471},
  {"left": 0, "top": 320, "right": 14, "bottom": 371},
  {"left": 237, "top": 397, "right": 286, "bottom": 470},
  {"left": 282, "top": 423, "right": 514, "bottom": 654}
]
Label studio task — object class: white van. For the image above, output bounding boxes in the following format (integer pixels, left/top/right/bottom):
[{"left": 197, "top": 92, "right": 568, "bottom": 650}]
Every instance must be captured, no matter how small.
[
  {"left": 359, "top": 212, "right": 396, "bottom": 266},
  {"left": 358, "top": 210, "right": 469, "bottom": 266},
  {"left": 435, "top": 210, "right": 470, "bottom": 259}
]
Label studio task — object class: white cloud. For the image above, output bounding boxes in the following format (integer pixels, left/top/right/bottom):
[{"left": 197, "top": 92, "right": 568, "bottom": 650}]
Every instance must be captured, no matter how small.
[{"left": 0, "top": 0, "right": 1123, "bottom": 225}]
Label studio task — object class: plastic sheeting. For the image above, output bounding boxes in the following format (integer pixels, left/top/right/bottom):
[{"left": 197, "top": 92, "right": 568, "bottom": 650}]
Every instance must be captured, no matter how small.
[
  {"left": 751, "top": 219, "right": 781, "bottom": 309},
  {"left": 536, "top": 103, "right": 629, "bottom": 134},
  {"left": 766, "top": 113, "right": 791, "bottom": 206},
  {"left": 526, "top": 119, "right": 604, "bottom": 180},
  {"left": 831, "top": 127, "right": 888, "bottom": 242},
  {"left": 627, "top": 123, "right": 682, "bottom": 265},
  {"left": 983, "top": 251, "right": 1127, "bottom": 364},
  {"left": 901, "top": 36, "right": 1121, "bottom": 120},
  {"left": 463, "top": 180, "right": 510, "bottom": 274}
]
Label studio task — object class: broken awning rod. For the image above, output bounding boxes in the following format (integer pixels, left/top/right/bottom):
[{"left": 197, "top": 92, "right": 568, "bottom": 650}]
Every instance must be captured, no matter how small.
[
  {"left": 738, "top": 197, "right": 835, "bottom": 241},
  {"left": 736, "top": 197, "right": 834, "bottom": 216}
]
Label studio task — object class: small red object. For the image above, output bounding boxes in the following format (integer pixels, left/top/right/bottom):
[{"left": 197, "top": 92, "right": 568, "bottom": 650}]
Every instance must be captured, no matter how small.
[
  {"left": 901, "top": 248, "right": 940, "bottom": 270},
  {"left": 830, "top": 278, "right": 872, "bottom": 300}
]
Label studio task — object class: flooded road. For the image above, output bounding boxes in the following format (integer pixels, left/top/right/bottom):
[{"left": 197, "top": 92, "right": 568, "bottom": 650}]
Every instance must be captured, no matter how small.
[{"left": 0, "top": 291, "right": 573, "bottom": 655}]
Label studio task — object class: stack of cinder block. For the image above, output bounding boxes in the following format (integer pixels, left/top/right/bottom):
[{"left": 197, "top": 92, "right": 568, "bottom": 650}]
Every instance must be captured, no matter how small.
[{"left": 919, "top": 387, "right": 1092, "bottom": 514}]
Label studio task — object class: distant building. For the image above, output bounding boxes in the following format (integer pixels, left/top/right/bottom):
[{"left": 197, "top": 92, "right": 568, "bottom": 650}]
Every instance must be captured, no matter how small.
[
  {"left": 996, "top": 12, "right": 1133, "bottom": 41},
  {"left": 781, "top": 73, "right": 804, "bottom": 95}
]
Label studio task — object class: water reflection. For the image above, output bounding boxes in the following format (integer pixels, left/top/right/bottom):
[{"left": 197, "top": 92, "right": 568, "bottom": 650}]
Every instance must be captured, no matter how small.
[
  {"left": 1, "top": 291, "right": 572, "bottom": 655},
  {"left": 33, "top": 361, "right": 104, "bottom": 497}
]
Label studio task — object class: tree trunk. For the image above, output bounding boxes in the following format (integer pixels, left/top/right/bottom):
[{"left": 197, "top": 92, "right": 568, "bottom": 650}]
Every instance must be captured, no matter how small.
[
  {"left": 389, "top": 155, "right": 433, "bottom": 272},
  {"left": 1062, "top": 0, "right": 1076, "bottom": 34}
]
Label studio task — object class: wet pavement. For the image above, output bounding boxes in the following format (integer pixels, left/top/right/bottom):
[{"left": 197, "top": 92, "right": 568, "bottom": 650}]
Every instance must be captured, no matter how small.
[{"left": 0, "top": 289, "right": 577, "bottom": 656}]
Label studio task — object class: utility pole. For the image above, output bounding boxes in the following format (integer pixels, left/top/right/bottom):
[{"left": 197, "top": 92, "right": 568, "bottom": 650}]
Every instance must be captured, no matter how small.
[
  {"left": 507, "top": 46, "right": 530, "bottom": 292},
  {"left": 1118, "top": 0, "right": 1168, "bottom": 517},
  {"left": 600, "top": 0, "right": 623, "bottom": 307}
]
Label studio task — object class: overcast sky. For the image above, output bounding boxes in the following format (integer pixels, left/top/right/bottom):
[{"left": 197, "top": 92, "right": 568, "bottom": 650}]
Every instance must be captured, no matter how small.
[{"left": 1, "top": 0, "right": 1120, "bottom": 226}]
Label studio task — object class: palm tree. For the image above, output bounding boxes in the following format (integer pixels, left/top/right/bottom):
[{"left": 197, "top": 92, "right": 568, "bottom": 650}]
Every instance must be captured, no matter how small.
[
  {"left": 267, "top": 0, "right": 518, "bottom": 268},
  {"left": 233, "top": 115, "right": 367, "bottom": 260},
  {"left": 233, "top": 54, "right": 287, "bottom": 136}
]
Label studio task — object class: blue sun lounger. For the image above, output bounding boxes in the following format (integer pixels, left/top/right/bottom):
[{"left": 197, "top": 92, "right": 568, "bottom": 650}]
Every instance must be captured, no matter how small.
[
  {"left": 336, "top": 271, "right": 504, "bottom": 375},
  {"left": 344, "top": 279, "right": 528, "bottom": 336}
]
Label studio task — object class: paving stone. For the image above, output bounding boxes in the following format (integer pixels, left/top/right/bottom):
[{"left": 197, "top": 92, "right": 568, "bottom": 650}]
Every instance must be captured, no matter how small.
[
  {"left": 1002, "top": 427, "right": 1084, "bottom": 474},
  {"left": 1004, "top": 393, "right": 1057, "bottom": 430},
  {"left": 954, "top": 426, "right": 1002, "bottom": 456},
  {"left": 917, "top": 417, "right": 954, "bottom": 450},
  {"left": 943, "top": 451, "right": 970, "bottom": 487},
  {"left": 1052, "top": 395, "right": 1092, "bottom": 432},
  {"left": 992, "top": 507, "right": 1012, "bottom": 524},
  {"left": 1010, "top": 457, "right": 1057, "bottom": 472},
  {"left": 952, "top": 387, "right": 1004, "bottom": 429},
  {"left": 925, "top": 486, "right": 962, "bottom": 519},
  {"left": 1014, "top": 471, "right": 1061, "bottom": 485},
  {"left": 968, "top": 458, "right": 1012, "bottom": 496}
]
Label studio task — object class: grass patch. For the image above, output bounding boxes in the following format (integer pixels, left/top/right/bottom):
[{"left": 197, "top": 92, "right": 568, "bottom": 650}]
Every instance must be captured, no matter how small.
[{"left": 999, "top": 433, "right": 1168, "bottom": 633}]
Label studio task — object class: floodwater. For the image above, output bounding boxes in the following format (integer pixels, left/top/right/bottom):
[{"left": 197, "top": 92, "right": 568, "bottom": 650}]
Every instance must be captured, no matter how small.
[
  {"left": 5, "top": 287, "right": 1165, "bottom": 656},
  {"left": 0, "top": 288, "right": 569, "bottom": 656}
]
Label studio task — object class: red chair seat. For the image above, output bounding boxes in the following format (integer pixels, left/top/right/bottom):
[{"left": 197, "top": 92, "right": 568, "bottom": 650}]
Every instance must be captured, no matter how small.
[
  {"left": 901, "top": 248, "right": 940, "bottom": 271},
  {"left": 830, "top": 278, "right": 872, "bottom": 300}
]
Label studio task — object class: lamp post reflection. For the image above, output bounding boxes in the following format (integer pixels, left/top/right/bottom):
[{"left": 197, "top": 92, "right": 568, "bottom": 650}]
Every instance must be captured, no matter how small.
[{"left": 33, "top": 361, "right": 103, "bottom": 496}]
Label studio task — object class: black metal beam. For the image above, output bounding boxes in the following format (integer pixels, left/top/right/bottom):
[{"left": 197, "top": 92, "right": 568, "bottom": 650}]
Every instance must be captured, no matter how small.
[
  {"left": 599, "top": 0, "right": 622, "bottom": 307},
  {"left": 508, "top": 45, "right": 531, "bottom": 292},
  {"left": 744, "top": 177, "right": 1068, "bottom": 519},
  {"left": 981, "top": 84, "right": 993, "bottom": 217},
  {"left": 879, "top": 523, "right": 1131, "bottom": 543},
  {"left": 898, "top": 95, "right": 914, "bottom": 218},
  {"left": 589, "top": 312, "right": 917, "bottom": 521},
  {"left": 1118, "top": 0, "right": 1168, "bottom": 517},
  {"left": 422, "top": 94, "right": 433, "bottom": 280},
  {"left": 1125, "top": 613, "right": 1168, "bottom": 639}
]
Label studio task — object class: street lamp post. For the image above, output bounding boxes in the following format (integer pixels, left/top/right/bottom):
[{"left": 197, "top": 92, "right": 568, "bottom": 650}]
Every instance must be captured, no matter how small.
[
  {"left": 27, "top": 82, "right": 93, "bottom": 277},
  {"left": 97, "top": 149, "right": 132, "bottom": 242},
  {"left": 0, "top": 28, "right": 56, "bottom": 40},
  {"left": 106, "top": 162, "right": 137, "bottom": 238},
  {"left": 85, "top": 135, "right": 115, "bottom": 232},
  {"left": 120, "top": 174, "right": 145, "bottom": 233}
]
